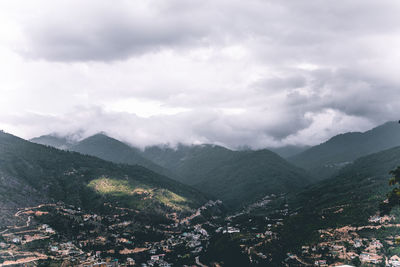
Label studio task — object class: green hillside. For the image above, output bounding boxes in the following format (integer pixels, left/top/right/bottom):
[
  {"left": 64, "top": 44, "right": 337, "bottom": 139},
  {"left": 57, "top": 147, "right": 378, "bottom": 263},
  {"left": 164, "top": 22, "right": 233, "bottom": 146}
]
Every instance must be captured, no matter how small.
[
  {"left": 143, "top": 144, "right": 311, "bottom": 207},
  {"left": 68, "top": 134, "right": 176, "bottom": 179},
  {"left": 143, "top": 144, "right": 236, "bottom": 185},
  {"left": 279, "top": 145, "right": 400, "bottom": 249},
  {"left": 32, "top": 133, "right": 177, "bottom": 179},
  {"left": 289, "top": 121, "right": 400, "bottom": 180},
  {"left": 32, "top": 136, "right": 311, "bottom": 208},
  {"left": 0, "top": 131, "right": 207, "bottom": 227},
  {"left": 268, "top": 145, "right": 310, "bottom": 158}
]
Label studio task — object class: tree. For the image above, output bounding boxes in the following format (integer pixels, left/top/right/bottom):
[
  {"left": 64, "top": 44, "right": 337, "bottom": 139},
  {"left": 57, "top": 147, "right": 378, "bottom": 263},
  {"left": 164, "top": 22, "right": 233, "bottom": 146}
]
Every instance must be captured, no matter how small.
[
  {"left": 380, "top": 166, "right": 400, "bottom": 215},
  {"left": 381, "top": 121, "right": 400, "bottom": 215},
  {"left": 351, "top": 256, "right": 361, "bottom": 267}
]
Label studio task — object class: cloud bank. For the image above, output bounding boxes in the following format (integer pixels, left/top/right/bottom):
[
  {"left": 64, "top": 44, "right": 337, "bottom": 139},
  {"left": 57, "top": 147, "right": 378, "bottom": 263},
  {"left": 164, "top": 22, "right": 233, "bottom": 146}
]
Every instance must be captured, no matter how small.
[{"left": 0, "top": 0, "right": 399, "bottom": 148}]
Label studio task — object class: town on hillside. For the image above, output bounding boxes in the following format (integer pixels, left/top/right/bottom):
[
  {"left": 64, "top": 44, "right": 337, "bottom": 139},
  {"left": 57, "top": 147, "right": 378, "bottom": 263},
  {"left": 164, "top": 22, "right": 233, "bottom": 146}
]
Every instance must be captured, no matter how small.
[
  {"left": 0, "top": 200, "right": 222, "bottom": 266},
  {"left": 2, "top": 194, "right": 400, "bottom": 266}
]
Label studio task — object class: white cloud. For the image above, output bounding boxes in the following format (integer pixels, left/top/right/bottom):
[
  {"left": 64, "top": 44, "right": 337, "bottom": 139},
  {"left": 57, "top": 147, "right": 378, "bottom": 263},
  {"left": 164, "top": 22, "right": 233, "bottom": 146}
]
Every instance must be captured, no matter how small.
[{"left": 0, "top": 0, "right": 399, "bottom": 148}]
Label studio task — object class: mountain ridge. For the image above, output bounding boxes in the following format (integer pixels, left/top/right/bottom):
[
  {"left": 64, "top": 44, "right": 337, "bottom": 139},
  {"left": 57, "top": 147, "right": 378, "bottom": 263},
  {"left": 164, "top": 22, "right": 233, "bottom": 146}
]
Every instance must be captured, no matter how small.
[
  {"left": 143, "top": 144, "right": 311, "bottom": 207},
  {"left": 277, "top": 144, "right": 400, "bottom": 251},
  {"left": 1, "top": 131, "right": 208, "bottom": 227},
  {"left": 32, "top": 134, "right": 312, "bottom": 208},
  {"left": 31, "top": 133, "right": 178, "bottom": 180},
  {"left": 289, "top": 121, "right": 400, "bottom": 180}
]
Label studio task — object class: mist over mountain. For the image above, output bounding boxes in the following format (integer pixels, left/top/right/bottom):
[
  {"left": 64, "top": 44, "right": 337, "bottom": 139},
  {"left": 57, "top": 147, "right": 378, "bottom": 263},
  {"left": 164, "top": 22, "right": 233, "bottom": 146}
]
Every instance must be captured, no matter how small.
[{"left": 30, "top": 134, "right": 74, "bottom": 149}]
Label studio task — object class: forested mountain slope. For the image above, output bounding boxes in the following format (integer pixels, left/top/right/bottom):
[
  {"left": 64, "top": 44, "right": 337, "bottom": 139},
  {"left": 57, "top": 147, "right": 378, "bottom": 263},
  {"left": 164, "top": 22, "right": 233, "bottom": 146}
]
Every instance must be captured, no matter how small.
[
  {"left": 0, "top": 131, "right": 207, "bottom": 226},
  {"left": 280, "top": 145, "right": 400, "bottom": 249},
  {"left": 32, "top": 133, "right": 176, "bottom": 179},
  {"left": 289, "top": 121, "right": 400, "bottom": 180},
  {"left": 143, "top": 144, "right": 311, "bottom": 207}
]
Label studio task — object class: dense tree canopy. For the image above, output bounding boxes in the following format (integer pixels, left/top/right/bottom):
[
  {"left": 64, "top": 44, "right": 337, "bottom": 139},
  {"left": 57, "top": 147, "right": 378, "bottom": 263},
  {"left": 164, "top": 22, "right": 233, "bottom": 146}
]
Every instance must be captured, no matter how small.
[{"left": 380, "top": 166, "right": 400, "bottom": 215}]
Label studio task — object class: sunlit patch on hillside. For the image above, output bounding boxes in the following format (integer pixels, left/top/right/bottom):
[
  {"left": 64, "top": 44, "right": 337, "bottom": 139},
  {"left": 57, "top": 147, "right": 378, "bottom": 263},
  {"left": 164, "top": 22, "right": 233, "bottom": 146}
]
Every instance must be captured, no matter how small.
[
  {"left": 87, "top": 177, "right": 192, "bottom": 211},
  {"left": 88, "top": 177, "right": 151, "bottom": 197},
  {"left": 154, "top": 189, "right": 190, "bottom": 211}
]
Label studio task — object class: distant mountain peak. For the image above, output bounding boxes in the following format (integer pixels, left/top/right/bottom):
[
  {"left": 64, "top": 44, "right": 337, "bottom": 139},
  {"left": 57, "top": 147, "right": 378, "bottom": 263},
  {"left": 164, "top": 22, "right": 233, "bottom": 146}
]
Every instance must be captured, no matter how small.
[
  {"left": 30, "top": 133, "right": 75, "bottom": 149},
  {"left": 91, "top": 131, "right": 109, "bottom": 138}
]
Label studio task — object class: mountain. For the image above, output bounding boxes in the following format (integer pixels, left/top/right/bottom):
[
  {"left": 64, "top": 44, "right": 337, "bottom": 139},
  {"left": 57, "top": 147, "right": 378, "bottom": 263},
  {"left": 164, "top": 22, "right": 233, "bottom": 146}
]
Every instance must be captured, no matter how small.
[
  {"left": 279, "top": 145, "right": 400, "bottom": 250},
  {"left": 32, "top": 133, "right": 177, "bottom": 179},
  {"left": 32, "top": 134, "right": 311, "bottom": 207},
  {"left": 268, "top": 145, "right": 310, "bottom": 158},
  {"left": 0, "top": 131, "right": 207, "bottom": 227},
  {"left": 289, "top": 121, "right": 400, "bottom": 180},
  {"left": 67, "top": 134, "right": 177, "bottom": 179},
  {"left": 30, "top": 134, "right": 74, "bottom": 149},
  {"left": 143, "top": 144, "right": 311, "bottom": 207},
  {"left": 142, "top": 144, "right": 235, "bottom": 185}
]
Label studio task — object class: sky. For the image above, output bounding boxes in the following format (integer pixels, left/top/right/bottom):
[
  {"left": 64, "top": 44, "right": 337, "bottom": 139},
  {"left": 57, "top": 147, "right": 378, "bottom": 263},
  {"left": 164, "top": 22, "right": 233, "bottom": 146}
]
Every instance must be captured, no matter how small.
[{"left": 1, "top": 0, "right": 400, "bottom": 149}]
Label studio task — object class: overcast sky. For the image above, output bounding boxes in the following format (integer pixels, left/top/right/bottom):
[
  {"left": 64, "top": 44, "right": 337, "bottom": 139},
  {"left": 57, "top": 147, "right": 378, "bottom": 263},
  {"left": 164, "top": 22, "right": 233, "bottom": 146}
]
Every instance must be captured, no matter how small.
[{"left": 0, "top": 0, "right": 400, "bottom": 148}]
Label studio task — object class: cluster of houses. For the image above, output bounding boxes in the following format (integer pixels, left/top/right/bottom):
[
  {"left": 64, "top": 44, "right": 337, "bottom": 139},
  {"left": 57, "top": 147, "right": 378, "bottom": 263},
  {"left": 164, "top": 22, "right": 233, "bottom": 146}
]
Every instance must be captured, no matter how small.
[
  {"left": 0, "top": 200, "right": 225, "bottom": 266},
  {"left": 220, "top": 195, "right": 400, "bottom": 267},
  {"left": 0, "top": 221, "right": 54, "bottom": 265},
  {"left": 215, "top": 194, "right": 292, "bottom": 265},
  {"left": 4, "top": 194, "right": 400, "bottom": 267},
  {"left": 288, "top": 214, "right": 400, "bottom": 266}
]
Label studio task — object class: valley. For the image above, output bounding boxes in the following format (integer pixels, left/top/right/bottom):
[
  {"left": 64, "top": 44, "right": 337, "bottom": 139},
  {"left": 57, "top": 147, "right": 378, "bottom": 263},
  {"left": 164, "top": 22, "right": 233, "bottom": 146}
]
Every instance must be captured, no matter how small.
[
  {"left": 0, "top": 193, "right": 292, "bottom": 266},
  {"left": 2, "top": 121, "right": 400, "bottom": 266},
  {"left": 2, "top": 2, "right": 399, "bottom": 266}
]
